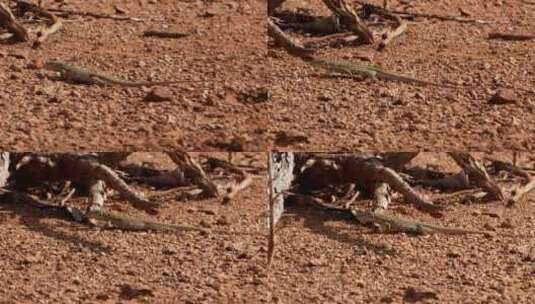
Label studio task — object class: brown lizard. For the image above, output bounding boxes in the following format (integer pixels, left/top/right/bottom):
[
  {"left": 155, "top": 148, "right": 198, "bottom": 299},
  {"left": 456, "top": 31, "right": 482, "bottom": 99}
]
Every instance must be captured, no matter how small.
[
  {"left": 43, "top": 60, "right": 197, "bottom": 87},
  {"left": 351, "top": 209, "right": 493, "bottom": 236},
  {"left": 86, "top": 208, "right": 209, "bottom": 233},
  {"left": 296, "top": 193, "right": 498, "bottom": 236},
  {"left": 306, "top": 56, "right": 461, "bottom": 88}
]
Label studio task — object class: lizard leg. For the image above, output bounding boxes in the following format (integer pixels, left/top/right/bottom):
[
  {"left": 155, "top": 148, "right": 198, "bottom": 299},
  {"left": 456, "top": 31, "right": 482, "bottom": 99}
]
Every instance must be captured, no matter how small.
[{"left": 90, "top": 76, "right": 108, "bottom": 86}]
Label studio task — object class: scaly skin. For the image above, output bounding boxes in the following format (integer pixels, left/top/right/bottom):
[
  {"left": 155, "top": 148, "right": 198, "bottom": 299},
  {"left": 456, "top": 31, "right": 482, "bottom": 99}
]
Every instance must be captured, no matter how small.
[
  {"left": 308, "top": 57, "right": 460, "bottom": 88},
  {"left": 87, "top": 208, "right": 208, "bottom": 233},
  {"left": 43, "top": 61, "right": 191, "bottom": 87}
]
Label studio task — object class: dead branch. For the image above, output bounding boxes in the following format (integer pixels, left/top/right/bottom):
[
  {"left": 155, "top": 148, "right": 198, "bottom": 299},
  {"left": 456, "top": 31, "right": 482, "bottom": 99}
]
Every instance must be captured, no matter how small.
[
  {"left": 0, "top": 2, "right": 29, "bottom": 41},
  {"left": 0, "top": 152, "right": 9, "bottom": 188},
  {"left": 10, "top": 153, "right": 160, "bottom": 213},
  {"left": 355, "top": 1, "right": 490, "bottom": 24},
  {"left": 488, "top": 158, "right": 532, "bottom": 181},
  {"left": 372, "top": 182, "right": 390, "bottom": 210},
  {"left": 448, "top": 152, "right": 504, "bottom": 201},
  {"left": 223, "top": 175, "right": 253, "bottom": 205},
  {"left": 167, "top": 151, "right": 219, "bottom": 198},
  {"left": 205, "top": 157, "right": 252, "bottom": 204},
  {"left": 15, "top": 1, "right": 62, "bottom": 48},
  {"left": 378, "top": 20, "right": 406, "bottom": 49},
  {"left": 268, "top": 17, "right": 315, "bottom": 58},
  {"left": 488, "top": 32, "right": 535, "bottom": 41},
  {"left": 508, "top": 179, "right": 535, "bottom": 206},
  {"left": 267, "top": 155, "right": 276, "bottom": 268},
  {"left": 322, "top": 0, "right": 374, "bottom": 44},
  {"left": 343, "top": 158, "right": 444, "bottom": 214}
]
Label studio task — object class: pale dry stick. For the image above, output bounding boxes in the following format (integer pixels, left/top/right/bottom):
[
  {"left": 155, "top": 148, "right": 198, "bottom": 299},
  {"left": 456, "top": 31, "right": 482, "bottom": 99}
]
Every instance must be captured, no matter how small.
[
  {"left": 322, "top": 0, "right": 375, "bottom": 44},
  {"left": 0, "top": 2, "right": 29, "bottom": 41},
  {"left": 167, "top": 151, "right": 219, "bottom": 198},
  {"left": 222, "top": 174, "right": 253, "bottom": 205},
  {"left": 16, "top": 0, "right": 62, "bottom": 47},
  {"left": 207, "top": 158, "right": 254, "bottom": 205},
  {"left": 360, "top": 3, "right": 406, "bottom": 49},
  {"left": 0, "top": 152, "right": 9, "bottom": 188},
  {"left": 59, "top": 187, "right": 75, "bottom": 207},
  {"left": 372, "top": 182, "right": 390, "bottom": 210},
  {"left": 448, "top": 152, "right": 504, "bottom": 201},
  {"left": 267, "top": 17, "right": 314, "bottom": 58},
  {"left": 508, "top": 179, "right": 535, "bottom": 206},
  {"left": 378, "top": 19, "right": 406, "bottom": 49},
  {"left": 352, "top": 160, "right": 444, "bottom": 213},
  {"left": 267, "top": 155, "right": 276, "bottom": 269}
]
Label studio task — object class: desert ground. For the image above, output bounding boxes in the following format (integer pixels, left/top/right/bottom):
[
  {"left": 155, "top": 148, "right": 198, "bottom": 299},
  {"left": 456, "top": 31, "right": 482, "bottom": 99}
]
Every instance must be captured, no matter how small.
[
  {"left": 0, "top": 152, "right": 270, "bottom": 303},
  {"left": 268, "top": 0, "right": 535, "bottom": 151},
  {"left": 0, "top": 0, "right": 267, "bottom": 151},
  {"left": 266, "top": 152, "right": 535, "bottom": 303}
]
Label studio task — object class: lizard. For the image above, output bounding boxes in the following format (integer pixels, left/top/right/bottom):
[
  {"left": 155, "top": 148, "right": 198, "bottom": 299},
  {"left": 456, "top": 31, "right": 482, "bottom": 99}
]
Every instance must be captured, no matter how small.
[
  {"left": 304, "top": 56, "right": 535, "bottom": 94},
  {"left": 294, "top": 192, "right": 499, "bottom": 236},
  {"left": 350, "top": 208, "right": 493, "bottom": 236},
  {"left": 86, "top": 208, "right": 209, "bottom": 233},
  {"left": 305, "top": 56, "right": 461, "bottom": 88},
  {"left": 43, "top": 60, "right": 197, "bottom": 87}
]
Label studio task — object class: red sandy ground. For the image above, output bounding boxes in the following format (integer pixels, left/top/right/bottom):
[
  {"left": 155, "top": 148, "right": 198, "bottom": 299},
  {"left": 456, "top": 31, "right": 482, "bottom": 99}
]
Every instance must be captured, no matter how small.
[
  {"left": 266, "top": 153, "right": 535, "bottom": 303},
  {"left": 268, "top": 0, "right": 535, "bottom": 151},
  {"left": 0, "top": 153, "right": 270, "bottom": 303},
  {"left": 0, "top": 0, "right": 267, "bottom": 151}
]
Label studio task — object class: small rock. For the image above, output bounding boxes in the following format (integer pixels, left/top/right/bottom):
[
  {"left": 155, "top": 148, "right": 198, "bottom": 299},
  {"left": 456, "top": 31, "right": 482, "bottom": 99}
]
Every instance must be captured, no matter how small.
[
  {"left": 447, "top": 250, "right": 461, "bottom": 258},
  {"left": 380, "top": 296, "right": 394, "bottom": 303},
  {"left": 144, "top": 87, "right": 173, "bottom": 102},
  {"left": 274, "top": 130, "right": 309, "bottom": 146},
  {"left": 483, "top": 208, "right": 502, "bottom": 218},
  {"left": 305, "top": 258, "right": 325, "bottom": 267},
  {"left": 499, "top": 219, "right": 514, "bottom": 229},
  {"left": 489, "top": 89, "right": 517, "bottom": 104},
  {"left": 118, "top": 284, "right": 154, "bottom": 300},
  {"left": 162, "top": 248, "right": 177, "bottom": 255},
  {"left": 199, "top": 219, "right": 212, "bottom": 228},
  {"left": 216, "top": 215, "right": 230, "bottom": 226},
  {"left": 516, "top": 245, "right": 535, "bottom": 262},
  {"left": 353, "top": 50, "right": 376, "bottom": 62},
  {"left": 114, "top": 4, "right": 128, "bottom": 14},
  {"left": 483, "top": 223, "right": 496, "bottom": 231},
  {"left": 403, "top": 287, "right": 438, "bottom": 303}
]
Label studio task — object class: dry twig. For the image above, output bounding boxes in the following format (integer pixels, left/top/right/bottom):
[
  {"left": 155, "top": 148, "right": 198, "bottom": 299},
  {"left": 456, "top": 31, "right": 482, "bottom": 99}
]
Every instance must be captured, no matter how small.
[
  {"left": 0, "top": 2, "right": 29, "bottom": 41},
  {"left": 16, "top": 0, "right": 62, "bottom": 47},
  {"left": 448, "top": 153, "right": 504, "bottom": 201}
]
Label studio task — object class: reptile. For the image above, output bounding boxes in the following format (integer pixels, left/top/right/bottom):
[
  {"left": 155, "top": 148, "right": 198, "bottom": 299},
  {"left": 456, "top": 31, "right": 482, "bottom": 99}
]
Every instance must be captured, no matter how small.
[
  {"left": 43, "top": 61, "right": 195, "bottom": 87},
  {"left": 295, "top": 193, "right": 497, "bottom": 236},
  {"left": 306, "top": 56, "right": 461, "bottom": 88},
  {"left": 350, "top": 209, "right": 492, "bottom": 236},
  {"left": 86, "top": 208, "right": 209, "bottom": 233}
]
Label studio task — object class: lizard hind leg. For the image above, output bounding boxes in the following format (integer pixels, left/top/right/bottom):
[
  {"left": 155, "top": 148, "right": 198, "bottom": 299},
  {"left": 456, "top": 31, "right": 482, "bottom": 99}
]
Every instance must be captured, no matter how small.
[{"left": 90, "top": 76, "right": 108, "bottom": 86}]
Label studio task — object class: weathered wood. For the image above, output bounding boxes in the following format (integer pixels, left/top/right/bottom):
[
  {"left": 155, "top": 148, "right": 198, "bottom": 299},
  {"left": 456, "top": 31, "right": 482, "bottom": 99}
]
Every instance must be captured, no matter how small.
[
  {"left": 0, "top": 152, "right": 10, "bottom": 188},
  {"left": 0, "top": 2, "right": 29, "bottom": 41},
  {"left": 448, "top": 152, "right": 504, "bottom": 201}
]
